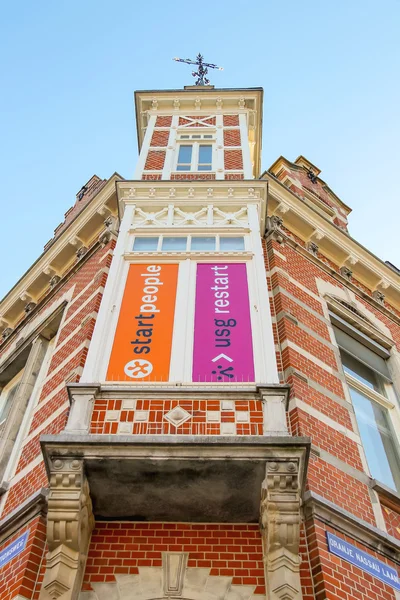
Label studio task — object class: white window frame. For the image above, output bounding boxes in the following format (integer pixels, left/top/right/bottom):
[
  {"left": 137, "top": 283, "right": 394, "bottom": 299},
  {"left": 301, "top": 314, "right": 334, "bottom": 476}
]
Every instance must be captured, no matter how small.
[
  {"left": 342, "top": 356, "right": 400, "bottom": 491},
  {"left": 0, "top": 370, "right": 23, "bottom": 426},
  {"left": 132, "top": 234, "right": 248, "bottom": 253},
  {"left": 175, "top": 130, "right": 216, "bottom": 173}
]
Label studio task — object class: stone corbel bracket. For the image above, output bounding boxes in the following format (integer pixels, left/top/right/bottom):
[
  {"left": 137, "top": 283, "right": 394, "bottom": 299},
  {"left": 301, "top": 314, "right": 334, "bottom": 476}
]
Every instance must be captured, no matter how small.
[
  {"left": 40, "top": 457, "right": 94, "bottom": 600},
  {"left": 65, "top": 384, "right": 100, "bottom": 434},
  {"left": 261, "top": 449, "right": 308, "bottom": 600}
]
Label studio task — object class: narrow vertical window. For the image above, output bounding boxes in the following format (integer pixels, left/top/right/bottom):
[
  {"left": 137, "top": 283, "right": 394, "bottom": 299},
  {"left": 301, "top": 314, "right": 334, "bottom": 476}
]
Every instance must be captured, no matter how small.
[
  {"left": 177, "top": 145, "right": 193, "bottom": 171},
  {"left": 198, "top": 145, "right": 212, "bottom": 171}
]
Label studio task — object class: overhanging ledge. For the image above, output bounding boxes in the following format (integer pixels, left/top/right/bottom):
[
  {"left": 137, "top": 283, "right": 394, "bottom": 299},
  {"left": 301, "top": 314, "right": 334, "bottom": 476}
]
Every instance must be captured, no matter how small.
[{"left": 40, "top": 434, "right": 310, "bottom": 523}]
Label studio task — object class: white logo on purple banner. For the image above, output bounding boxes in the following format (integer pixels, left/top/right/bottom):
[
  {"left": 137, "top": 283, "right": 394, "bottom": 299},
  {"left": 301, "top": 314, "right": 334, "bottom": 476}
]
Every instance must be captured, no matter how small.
[{"left": 192, "top": 263, "right": 255, "bottom": 382}]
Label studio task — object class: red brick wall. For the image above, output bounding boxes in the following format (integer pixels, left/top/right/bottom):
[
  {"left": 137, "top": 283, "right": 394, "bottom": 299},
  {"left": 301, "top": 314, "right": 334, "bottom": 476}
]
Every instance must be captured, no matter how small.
[
  {"left": 224, "top": 129, "right": 241, "bottom": 146},
  {"left": 264, "top": 234, "right": 400, "bottom": 530},
  {"left": 0, "top": 516, "right": 46, "bottom": 600},
  {"left": 82, "top": 522, "right": 266, "bottom": 594},
  {"left": 306, "top": 519, "right": 399, "bottom": 600},
  {"left": 223, "top": 115, "right": 239, "bottom": 126},
  {"left": 0, "top": 241, "right": 115, "bottom": 519},
  {"left": 155, "top": 116, "right": 172, "bottom": 127},
  {"left": 150, "top": 130, "right": 169, "bottom": 147},
  {"left": 224, "top": 149, "right": 243, "bottom": 170},
  {"left": 144, "top": 150, "right": 165, "bottom": 171}
]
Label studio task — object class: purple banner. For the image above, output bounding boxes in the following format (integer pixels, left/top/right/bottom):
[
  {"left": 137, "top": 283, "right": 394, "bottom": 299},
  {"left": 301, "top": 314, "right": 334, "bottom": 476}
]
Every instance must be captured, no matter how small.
[{"left": 192, "top": 263, "right": 255, "bottom": 382}]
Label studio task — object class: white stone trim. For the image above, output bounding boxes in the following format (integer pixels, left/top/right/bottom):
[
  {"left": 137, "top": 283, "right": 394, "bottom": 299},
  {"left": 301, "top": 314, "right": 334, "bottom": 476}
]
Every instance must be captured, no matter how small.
[
  {"left": 20, "top": 400, "right": 69, "bottom": 447},
  {"left": 133, "top": 114, "right": 157, "bottom": 179},
  {"left": 42, "top": 341, "right": 89, "bottom": 385},
  {"left": 289, "top": 397, "right": 361, "bottom": 443},
  {"left": 79, "top": 565, "right": 264, "bottom": 600},
  {"left": 6, "top": 453, "right": 43, "bottom": 487},
  {"left": 247, "top": 204, "right": 279, "bottom": 384},
  {"left": 280, "top": 339, "right": 334, "bottom": 374},
  {"left": 239, "top": 113, "right": 253, "bottom": 179},
  {"left": 61, "top": 286, "right": 105, "bottom": 330}
]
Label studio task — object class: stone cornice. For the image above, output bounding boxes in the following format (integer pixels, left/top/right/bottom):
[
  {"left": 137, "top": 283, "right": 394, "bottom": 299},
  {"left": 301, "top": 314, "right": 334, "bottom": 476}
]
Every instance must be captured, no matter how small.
[
  {"left": 0, "top": 176, "right": 120, "bottom": 333},
  {"left": 265, "top": 175, "right": 400, "bottom": 312}
]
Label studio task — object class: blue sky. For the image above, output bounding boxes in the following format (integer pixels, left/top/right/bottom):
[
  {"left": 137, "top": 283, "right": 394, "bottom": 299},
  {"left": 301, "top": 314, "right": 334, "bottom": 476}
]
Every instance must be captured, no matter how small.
[{"left": 0, "top": 0, "right": 399, "bottom": 298}]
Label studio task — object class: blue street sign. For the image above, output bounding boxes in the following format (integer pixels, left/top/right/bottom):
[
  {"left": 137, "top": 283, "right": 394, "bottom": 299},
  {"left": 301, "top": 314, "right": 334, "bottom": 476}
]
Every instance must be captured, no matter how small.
[
  {"left": 327, "top": 532, "right": 400, "bottom": 591},
  {"left": 0, "top": 530, "right": 29, "bottom": 569}
]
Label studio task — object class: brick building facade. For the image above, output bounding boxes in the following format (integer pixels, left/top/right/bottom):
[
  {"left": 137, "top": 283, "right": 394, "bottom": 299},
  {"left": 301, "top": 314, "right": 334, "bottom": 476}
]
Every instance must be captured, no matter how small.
[{"left": 0, "top": 85, "right": 400, "bottom": 600}]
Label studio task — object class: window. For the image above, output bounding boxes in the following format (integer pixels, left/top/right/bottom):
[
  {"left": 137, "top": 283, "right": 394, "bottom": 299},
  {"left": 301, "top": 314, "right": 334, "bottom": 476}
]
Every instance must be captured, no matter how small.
[
  {"left": 133, "top": 237, "right": 158, "bottom": 251},
  {"left": 198, "top": 145, "right": 212, "bottom": 171},
  {"left": 176, "top": 135, "right": 214, "bottom": 172},
  {"left": 162, "top": 237, "right": 187, "bottom": 251},
  {"left": 333, "top": 323, "right": 400, "bottom": 492},
  {"left": 191, "top": 237, "right": 216, "bottom": 251},
  {"left": 176, "top": 146, "right": 193, "bottom": 171},
  {"left": 132, "top": 236, "right": 246, "bottom": 253},
  {"left": 220, "top": 237, "right": 245, "bottom": 251}
]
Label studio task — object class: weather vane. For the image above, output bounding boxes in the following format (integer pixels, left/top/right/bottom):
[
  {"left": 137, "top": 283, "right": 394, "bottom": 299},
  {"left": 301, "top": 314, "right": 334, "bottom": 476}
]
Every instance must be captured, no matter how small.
[{"left": 173, "top": 53, "right": 223, "bottom": 86}]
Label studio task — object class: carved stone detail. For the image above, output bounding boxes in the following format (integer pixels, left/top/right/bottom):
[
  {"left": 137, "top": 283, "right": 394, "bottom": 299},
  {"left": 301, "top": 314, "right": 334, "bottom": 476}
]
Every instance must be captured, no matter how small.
[
  {"left": 162, "top": 552, "right": 188, "bottom": 595},
  {"left": 76, "top": 246, "right": 88, "bottom": 260},
  {"left": 40, "top": 458, "right": 94, "bottom": 600},
  {"left": 49, "top": 275, "right": 61, "bottom": 289},
  {"left": 306, "top": 241, "right": 319, "bottom": 256},
  {"left": 266, "top": 216, "right": 285, "bottom": 243},
  {"left": 340, "top": 266, "right": 352, "bottom": 280},
  {"left": 65, "top": 385, "right": 99, "bottom": 434},
  {"left": 24, "top": 301, "right": 37, "bottom": 314},
  {"left": 261, "top": 459, "right": 302, "bottom": 600},
  {"left": 1, "top": 327, "right": 13, "bottom": 341},
  {"left": 373, "top": 290, "right": 385, "bottom": 305},
  {"left": 259, "top": 387, "right": 289, "bottom": 436}
]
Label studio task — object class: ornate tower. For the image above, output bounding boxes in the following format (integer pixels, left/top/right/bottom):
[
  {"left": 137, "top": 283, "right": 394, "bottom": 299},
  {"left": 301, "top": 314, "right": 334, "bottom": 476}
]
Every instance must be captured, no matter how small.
[{"left": 40, "top": 85, "right": 309, "bottom": 600}]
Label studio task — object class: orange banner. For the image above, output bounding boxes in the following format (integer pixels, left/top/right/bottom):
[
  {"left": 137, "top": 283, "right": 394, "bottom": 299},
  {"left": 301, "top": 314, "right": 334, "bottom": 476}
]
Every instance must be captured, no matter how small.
[{"left": 106, "top": 264, "right": 178, "bottom": 382}]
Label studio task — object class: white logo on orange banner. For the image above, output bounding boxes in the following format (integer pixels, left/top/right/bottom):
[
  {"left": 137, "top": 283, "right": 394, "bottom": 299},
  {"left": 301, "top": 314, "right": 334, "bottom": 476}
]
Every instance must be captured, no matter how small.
[{"left": 124, "top": 359, "right": 153, "bottom": 379}]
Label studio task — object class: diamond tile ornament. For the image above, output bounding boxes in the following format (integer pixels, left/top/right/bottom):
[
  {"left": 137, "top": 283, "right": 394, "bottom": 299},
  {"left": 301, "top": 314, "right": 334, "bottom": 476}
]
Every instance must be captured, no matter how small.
[{"left": 164, "top": 406, "right": 192, "bottom": 428}]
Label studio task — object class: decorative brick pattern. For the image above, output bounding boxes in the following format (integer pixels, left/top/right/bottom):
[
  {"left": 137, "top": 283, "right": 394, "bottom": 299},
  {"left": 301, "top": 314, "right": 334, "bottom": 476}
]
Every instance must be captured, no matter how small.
[
  {"left": 178, "top": 116, "right": 216, "bottom": 126},
  {"left": 171, "top": 173, "right": 216, "bottom": 180},
  {"left": 224, "top": 129, "right": 241, "bottom": 146},
  {"left": 225, "top": 173, "right": 244, "bottom": 180},
  {"left": 150, "top": 130, "right": 169, "bottom": 147},
  {"left": 82, "top": 522, "right": 266, "bottom": 594},
  {"left": 91, "top": 398, "right": 263, "bottom": 435},
  {"left": 155, "top": 116, "right": 172, "bottom": 127},
  {"left": 223, "top": 115, "right": 239, "bottom": 126},
  {"left": 144, "top": 150, "right": 165, "bottom": 171},
  {"left": 141, "top": 173, "right": 162, "bottom": 180},
  {"left": 224, "top": 150, "right": 243, "bottom": 170}
]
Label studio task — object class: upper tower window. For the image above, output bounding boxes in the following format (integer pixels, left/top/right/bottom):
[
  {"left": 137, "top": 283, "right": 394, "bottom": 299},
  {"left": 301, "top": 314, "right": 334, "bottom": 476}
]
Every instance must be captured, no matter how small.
[
  {"left": 176, "top": 142, "right": 213, "bottom": 172},
  {"left": 176, "top": 130, "right": 215, "bottom": 173}
]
